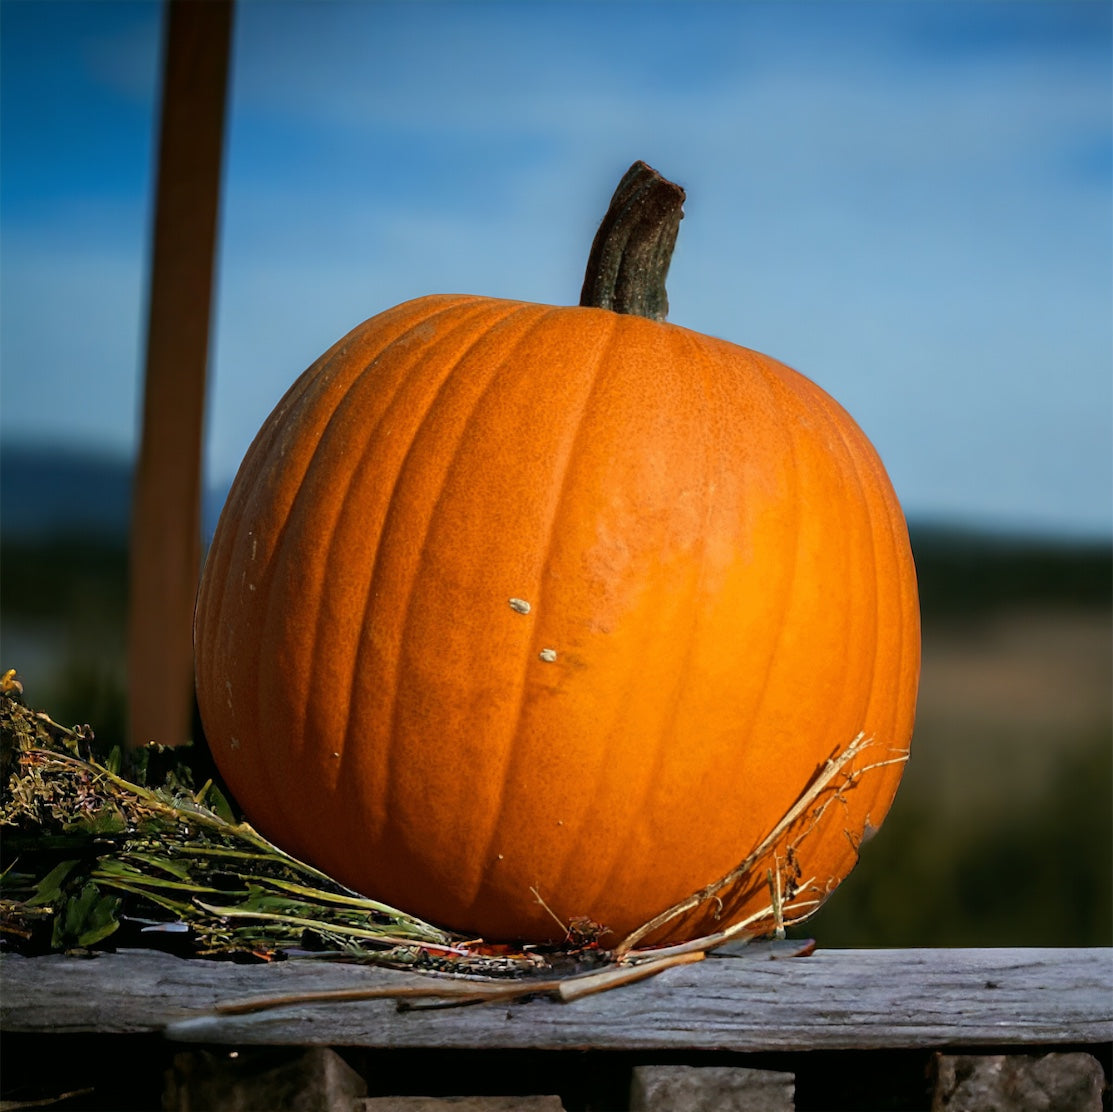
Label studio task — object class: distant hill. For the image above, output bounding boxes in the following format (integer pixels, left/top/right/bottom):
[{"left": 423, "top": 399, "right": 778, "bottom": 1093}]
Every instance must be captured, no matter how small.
[
  {"left": 0, "top": 443, "right": 230, "bottom": 542},
  {"left": 1, "top": 443, "right": 134, "bottom": 540},
  {"left": 2, "top": 442, "right": 1110, "bottom": 617}
]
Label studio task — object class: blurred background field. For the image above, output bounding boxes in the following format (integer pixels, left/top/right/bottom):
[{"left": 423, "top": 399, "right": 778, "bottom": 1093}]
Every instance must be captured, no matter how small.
[
  {"left": 812, "top": 541, "right": 1111, "bottom": 947},
  {"left": 2, "top": 442, "right": 1109, "bottom": 949}
]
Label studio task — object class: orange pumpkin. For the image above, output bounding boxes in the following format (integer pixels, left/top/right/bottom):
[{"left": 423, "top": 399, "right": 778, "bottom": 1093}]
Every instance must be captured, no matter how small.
[{"left": 194, "top": 163, "right": 919, "bottom": 945}]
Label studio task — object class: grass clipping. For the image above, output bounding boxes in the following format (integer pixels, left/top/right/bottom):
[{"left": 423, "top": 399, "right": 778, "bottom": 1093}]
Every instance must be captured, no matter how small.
[{"left": 0, "top": 669, "right": 904, "bottom": 1005}]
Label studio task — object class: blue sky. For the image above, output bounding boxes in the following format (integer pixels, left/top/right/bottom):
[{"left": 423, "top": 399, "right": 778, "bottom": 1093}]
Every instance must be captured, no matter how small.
[{"left": 2, "top": 0, "right": 1110, "bottom": 537}]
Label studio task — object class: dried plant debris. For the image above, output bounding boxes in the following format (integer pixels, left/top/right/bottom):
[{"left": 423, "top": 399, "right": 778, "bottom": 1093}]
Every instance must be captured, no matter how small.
[{"left": 0, "top": 671, "right": 500, "bottom": 972}]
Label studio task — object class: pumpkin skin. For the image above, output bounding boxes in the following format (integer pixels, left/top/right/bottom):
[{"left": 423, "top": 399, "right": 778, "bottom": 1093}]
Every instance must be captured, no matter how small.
[{"left": 194, "top": 292, "right": 920, "bottom": 945}]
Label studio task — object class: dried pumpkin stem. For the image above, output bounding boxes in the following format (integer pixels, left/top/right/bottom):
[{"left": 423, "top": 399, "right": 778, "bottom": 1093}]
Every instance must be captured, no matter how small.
[{"left": 579, "top": 160, "right": 685, "bottom": 322}]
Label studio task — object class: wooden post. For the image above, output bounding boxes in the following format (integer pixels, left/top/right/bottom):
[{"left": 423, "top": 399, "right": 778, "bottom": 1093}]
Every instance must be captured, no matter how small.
[{"left": 128, "top": 0, "right": 233, "bottom": 747}]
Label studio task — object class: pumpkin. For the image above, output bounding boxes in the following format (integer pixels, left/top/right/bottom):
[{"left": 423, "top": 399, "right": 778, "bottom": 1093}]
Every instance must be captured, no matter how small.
[{"left": 194, "top": 162, "right": 920, "bottom": 946}]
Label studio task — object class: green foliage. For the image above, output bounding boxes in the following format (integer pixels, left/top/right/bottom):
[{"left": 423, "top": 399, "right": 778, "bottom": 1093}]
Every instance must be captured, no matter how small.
[
  {"left": 0, "top": 685, "right": 464, "bottom": 965},
  {"left": 911, "top": 526, "right": 1112, "bottom": 620},
  {"left": 52, "top": 882, "right": 121, "bottom": 949}
]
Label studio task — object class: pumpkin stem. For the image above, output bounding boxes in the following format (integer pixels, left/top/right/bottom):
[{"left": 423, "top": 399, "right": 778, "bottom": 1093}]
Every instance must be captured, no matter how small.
[{"left": 580, "top": 161, "right": 685, "bottom": 322}]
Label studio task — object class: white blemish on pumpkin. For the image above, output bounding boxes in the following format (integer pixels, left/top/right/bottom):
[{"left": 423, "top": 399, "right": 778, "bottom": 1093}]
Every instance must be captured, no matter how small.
[
  {"left": 497, "top": 854, "right": 504, "bottom": 860},
  {"left": 331, "top": 752, "right": 340, "bottom": 759},
  {"left": 539, "top": 648, "right": 557, "bottom": 663},
  {"left": 229, "top": 736, "right": 240, "bottom": 750},
  {"left": 508, "top": 598, "right": 531, "bottom": 614},
  {"left": 225, "top": 680, "right": 233, "bottom": 709},
  {"left": 250, "top": 534, "right": 257, "bottom": 561}
]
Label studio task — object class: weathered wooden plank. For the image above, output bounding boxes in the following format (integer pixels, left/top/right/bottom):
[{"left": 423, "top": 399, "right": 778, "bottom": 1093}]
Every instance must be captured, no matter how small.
[{"left": 1, "top": 947, "right": 1109, "bottom": 1052}]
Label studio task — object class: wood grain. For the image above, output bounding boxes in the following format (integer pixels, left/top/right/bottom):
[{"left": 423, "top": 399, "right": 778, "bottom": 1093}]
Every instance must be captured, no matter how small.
[{"left": 2, "top": 947, "right": 1109, "bottom": 1051}]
